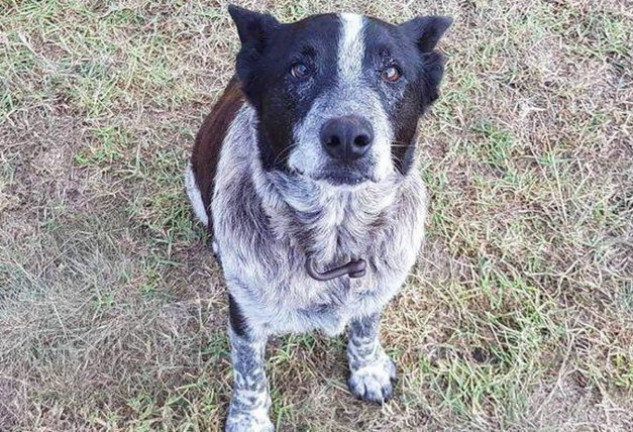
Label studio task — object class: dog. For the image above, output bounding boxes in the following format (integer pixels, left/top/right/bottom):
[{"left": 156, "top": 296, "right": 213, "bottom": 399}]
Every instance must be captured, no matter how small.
[{"left": 185, "top": 5, "right": 451, "bottom": 431}]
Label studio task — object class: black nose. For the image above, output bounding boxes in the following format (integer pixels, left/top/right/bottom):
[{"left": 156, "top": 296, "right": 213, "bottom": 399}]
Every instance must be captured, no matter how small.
[{"left": 320, "top": 116, "right": 374, "bottom": 162}]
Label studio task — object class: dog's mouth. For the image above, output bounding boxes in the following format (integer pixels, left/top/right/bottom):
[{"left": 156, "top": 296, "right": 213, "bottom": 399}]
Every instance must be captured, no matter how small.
[
  {"left": 290, "top": 167, "right": 373, "bottom": 186},
  {"left": 316, "top": 171, "right": 371, "bottom": 185}
]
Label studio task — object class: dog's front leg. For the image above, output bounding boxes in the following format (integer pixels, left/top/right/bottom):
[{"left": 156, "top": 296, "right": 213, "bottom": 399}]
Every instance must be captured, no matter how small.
[
  {"left": 347, "top": 312, "right": 397, "bottom": 404},
  {"left": 225, "top": 297, "right": 273, "bottom": 432}
]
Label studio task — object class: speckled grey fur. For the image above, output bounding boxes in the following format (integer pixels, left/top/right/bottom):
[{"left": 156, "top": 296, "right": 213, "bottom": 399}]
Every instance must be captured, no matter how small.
[
  {"left": 187, "top": 13, "right": 430, "bottom": 432},
  {"left": 200, "top": 102, "right": 427, "bottom": 430}
]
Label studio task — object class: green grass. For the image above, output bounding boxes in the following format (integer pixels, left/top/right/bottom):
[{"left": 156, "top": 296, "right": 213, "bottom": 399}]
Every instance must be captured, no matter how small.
[{"left": 1, "top": 0, "right": 632, "bottom": 431}]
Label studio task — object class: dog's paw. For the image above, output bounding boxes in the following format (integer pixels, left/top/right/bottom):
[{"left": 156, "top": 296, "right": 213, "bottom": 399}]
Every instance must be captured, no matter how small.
[
  {"left": 347, "top": 352, "right": 397, "bottom": 404},
  {"left": 225, "top": 408, "right": 274, "bottom": 432}
]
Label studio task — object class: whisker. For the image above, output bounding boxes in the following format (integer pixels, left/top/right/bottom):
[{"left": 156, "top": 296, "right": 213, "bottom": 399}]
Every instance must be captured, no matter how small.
[{"left": 272, "top": 142, "right": 299, "bottom": 168}]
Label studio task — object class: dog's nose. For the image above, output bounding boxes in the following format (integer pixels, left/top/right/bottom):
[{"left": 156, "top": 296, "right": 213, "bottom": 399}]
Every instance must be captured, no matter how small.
[{"left": 320, "top": 116, "right": 374, "bottom": 162}]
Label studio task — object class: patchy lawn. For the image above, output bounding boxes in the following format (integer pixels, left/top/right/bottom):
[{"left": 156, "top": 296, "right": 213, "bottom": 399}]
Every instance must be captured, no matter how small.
[{"left": 1, "top": 0, "right": 632, "bottom": 431}]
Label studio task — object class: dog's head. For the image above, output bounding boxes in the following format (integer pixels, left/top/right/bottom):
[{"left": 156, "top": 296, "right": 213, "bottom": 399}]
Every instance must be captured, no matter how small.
[{"left": 229, "top": 5, "right": 451, "bottom": 186}]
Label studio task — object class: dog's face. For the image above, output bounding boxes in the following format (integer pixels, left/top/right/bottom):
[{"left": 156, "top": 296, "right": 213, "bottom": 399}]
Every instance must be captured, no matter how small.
[{"left": 229, "top": 6, "right": 451, "bottom": 185}]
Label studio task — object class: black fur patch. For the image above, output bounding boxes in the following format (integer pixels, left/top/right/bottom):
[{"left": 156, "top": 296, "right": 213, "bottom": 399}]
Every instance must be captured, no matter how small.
[
  {"left": 230, "top": 7, "right": 340, "bottom": 171},
  {"left": 228, "top": 294, "right": 249, "bottom": 337},
  {"left": 363, "top": 16, "right": 451, "bottom": 174}
]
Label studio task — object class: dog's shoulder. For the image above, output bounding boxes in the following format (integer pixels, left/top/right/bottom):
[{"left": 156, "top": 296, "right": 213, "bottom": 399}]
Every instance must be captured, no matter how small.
[{"left": 190, "top": 77, "right": 245, "bottom": 230}]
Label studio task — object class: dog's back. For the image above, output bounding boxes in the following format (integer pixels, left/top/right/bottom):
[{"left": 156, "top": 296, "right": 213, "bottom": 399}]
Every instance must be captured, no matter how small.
[{"left": 186, "top": 77, "right": 243, "bottom": 232}]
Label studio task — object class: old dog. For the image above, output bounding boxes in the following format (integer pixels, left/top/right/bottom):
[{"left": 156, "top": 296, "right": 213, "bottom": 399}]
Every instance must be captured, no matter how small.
[{"left": 186, "top": 5, "right": 451, "bottom": 431}]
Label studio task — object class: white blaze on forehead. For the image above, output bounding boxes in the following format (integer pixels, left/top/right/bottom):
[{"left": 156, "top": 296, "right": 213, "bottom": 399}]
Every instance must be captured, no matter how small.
[
  {"left": 289, "top": 13, "right": 395, "bottom": 182},
  {"left": 338, "top": 13, "right": 365, "bottom": 83}
]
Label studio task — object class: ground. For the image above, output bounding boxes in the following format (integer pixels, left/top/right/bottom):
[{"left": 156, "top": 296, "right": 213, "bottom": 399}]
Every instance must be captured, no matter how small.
[{"left": 0, "top": 0, "right": 632, "bottom": 431}]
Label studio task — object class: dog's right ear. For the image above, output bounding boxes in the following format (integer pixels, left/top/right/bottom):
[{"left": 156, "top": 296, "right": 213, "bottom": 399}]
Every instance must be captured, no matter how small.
[
  {"left": 228, "top": 5, "right": 280, "bottom": 87},
  {"left": 228, "top": 5, "right": 280, "bottom": 54}
]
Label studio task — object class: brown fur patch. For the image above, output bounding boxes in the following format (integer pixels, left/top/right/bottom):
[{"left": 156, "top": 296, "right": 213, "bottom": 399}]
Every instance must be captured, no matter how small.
[{"left": 191, "top": 77, "right": 245, "bottom": 233}]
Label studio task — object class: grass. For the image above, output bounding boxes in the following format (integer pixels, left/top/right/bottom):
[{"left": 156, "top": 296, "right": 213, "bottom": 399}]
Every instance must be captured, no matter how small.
[{"left": 1, "top": 0, "right": 632, "bottom": 430}]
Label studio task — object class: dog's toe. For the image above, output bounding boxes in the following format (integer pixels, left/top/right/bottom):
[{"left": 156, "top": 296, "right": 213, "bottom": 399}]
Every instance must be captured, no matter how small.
[
  {"left": 225, "top": 406, "right": 273, "bottom": 432},
  {"left": 348, "top": 353, "right": 397, "bottom": 404}
]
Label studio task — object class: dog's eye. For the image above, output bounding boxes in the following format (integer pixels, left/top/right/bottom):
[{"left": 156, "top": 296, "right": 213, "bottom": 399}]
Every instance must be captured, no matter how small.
[
  {"left": 290, "top": 63, "right": 311, "bottom": 80},
  {"left": 381, "top": 66, "right": 402, "bottom": 83}
]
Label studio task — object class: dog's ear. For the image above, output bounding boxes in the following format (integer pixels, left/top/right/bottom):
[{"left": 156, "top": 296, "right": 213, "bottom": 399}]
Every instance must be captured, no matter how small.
[
  {"left": 399, "top": 16, "right": 452, "bottom": 52},
  {"left": 228, "top": 5, "right": 280, "bottom": 89},
  {"left": 228, "top": 5, "right": 280, "bottom": 53},
  {"left": 399, "top": 16, "right": 452, "bottom": 108}
]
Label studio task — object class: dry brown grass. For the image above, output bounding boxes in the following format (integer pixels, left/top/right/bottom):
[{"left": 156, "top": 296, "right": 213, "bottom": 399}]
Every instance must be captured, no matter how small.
[{"left": 1, "top": 0, "right": 632, "bottom": 431}]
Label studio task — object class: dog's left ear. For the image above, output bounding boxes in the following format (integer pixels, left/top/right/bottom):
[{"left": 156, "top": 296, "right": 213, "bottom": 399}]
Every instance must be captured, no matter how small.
[
  {"left": 400, "top": 16, "right": 452, "bottom": 107},
  {"left": 399, "top": 16, "right": 453, "bottom": 52}
]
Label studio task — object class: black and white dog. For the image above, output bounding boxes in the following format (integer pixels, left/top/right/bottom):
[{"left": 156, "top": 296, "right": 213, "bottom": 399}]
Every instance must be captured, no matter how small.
[{"left": 186, "top": 5, "right": 451, "bottom": 431}]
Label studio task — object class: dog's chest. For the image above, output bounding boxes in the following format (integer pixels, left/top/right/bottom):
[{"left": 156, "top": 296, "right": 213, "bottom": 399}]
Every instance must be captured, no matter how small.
[
  {"left": 213, "top": 128, "right": 427, "bottom": 335},
  {"left": 266, "top": 196, "right": 419, "bottom": 334},
  {"left": 292, "top": 259, "right": 387, "bottom": 336},
  {"left": 218, "top": 185, "right": 424, "bottom": 334}
]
